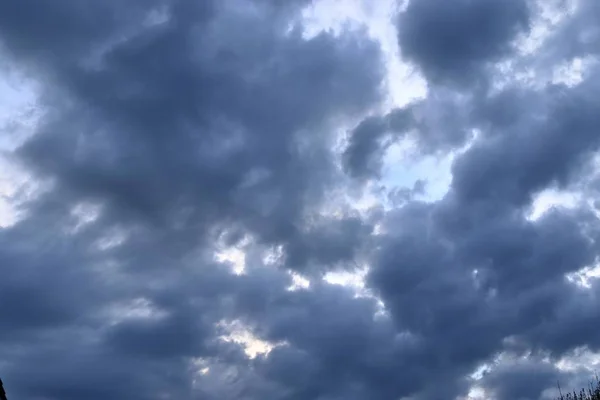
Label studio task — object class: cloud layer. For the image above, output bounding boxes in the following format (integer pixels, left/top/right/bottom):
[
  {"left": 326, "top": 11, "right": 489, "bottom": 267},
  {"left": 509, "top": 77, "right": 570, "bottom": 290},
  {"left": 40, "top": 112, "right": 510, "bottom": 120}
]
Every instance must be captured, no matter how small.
[{"left": 1, "top": 0, "right": 600, "bottom": 399}]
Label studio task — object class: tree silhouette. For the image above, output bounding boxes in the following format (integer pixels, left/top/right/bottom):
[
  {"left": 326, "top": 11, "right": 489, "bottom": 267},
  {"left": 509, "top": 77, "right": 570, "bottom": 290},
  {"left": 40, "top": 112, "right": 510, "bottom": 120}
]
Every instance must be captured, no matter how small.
[
  {"left": 0, "top": 378, "right": 7, "bottom": 400},
  {"left": 557, "top": 378, "right": 600, "bottom": 400}
]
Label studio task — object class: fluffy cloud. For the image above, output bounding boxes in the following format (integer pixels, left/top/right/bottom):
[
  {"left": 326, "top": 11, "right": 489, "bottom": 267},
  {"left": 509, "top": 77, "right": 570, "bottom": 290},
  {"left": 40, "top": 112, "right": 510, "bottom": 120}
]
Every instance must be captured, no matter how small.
[{"left": 1, "top": 0, "right": 600, "bottom": 399}]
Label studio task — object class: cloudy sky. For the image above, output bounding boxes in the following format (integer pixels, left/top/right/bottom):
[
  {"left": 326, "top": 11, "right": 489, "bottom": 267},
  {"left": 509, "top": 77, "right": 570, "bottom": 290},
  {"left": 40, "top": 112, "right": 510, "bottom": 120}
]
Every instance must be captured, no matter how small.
[{"left": 1, "top": 0, "right": 600, "bottom": 399}]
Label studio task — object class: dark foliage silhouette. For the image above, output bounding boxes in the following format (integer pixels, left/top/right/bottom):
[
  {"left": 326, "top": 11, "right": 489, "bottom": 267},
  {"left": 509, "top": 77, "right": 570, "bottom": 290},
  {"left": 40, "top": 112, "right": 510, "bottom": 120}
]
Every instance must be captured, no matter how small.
[
  {"left": 0, "top": 378, "right": 7, "bottom": 400},
  {"left": 557, "top": 379, "right": 600, "bottom": 400}
]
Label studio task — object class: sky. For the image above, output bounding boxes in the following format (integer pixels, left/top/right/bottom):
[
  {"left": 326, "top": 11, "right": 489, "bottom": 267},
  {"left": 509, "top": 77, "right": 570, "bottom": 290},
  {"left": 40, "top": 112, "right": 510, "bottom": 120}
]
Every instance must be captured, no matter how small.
[{"left": 1, "top": 0, "right": 600, "bottom": 399}]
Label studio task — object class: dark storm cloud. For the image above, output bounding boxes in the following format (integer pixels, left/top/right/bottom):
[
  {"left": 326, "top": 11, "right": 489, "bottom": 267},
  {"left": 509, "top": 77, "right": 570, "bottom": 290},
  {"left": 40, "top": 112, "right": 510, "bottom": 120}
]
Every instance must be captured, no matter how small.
[
  {"left": 0, "top": 205, "right": 117, "bottom": 339},
  {"left": 283, "top": 213, "right": 374, "bottom": 272},
  {"left": 452, "top": 79, "right": 600, "bottom": 206},
  {"left": 348, "top": 1, "right": 600, "bottom": 398},
  {"left": 257, "top": 1, "right": 600, "bottom": 395},
  {"left": 397, "top": 0, "right": 531, "bottom": 86},
  {"left": 3, "top": 0, "right": 600, "bottom": 399},
  {"left": 0, "top": 0, "right": 387, "bottom": 398},
  {"left": 230, "top": 280, "right": 430, "bottom": 399},
  {"left": 359, "top": 63, "right": 600, "bottom": 393},
  {"left": 362, "top": 183, "right": 600, "bottom": 398},
  {"left": 1, "top": 0, "right": 383, "bottom": 260}
]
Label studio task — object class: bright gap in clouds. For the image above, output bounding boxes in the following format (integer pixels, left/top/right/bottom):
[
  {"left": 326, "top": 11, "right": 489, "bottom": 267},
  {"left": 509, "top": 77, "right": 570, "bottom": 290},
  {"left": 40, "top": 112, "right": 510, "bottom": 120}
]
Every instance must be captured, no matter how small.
[
  {"left": 0, "top": 70, "right": 39, "bottom": 228},
  {"left": 302, "top": 0, "right": 439, "bottom": 271},
  {"left": 303, "top": 0, "right": 456, "bottom": 208},
  {"left": 208, "top": 0, "right": 433, "bottom": 296},
  {"left": 527, "top": 188, "right": 581, "bottom": 221},
  {"left": 4, "top": 0, "right": 591, "bottom": 355},
  {"left": 382, "top": 138, "right": 454, "bottom": 202},
  {"left": 205, "top": 3, "right": 434, "bottom": 360},
  {"left": 5, "top": 0, "right": 600, "bottom": 398},
  {"left": 104, "top": 297, "right": 169, "bottom": 326},
  {"left": 218, "top": 319, "right": 281, "bottom": 359},
  {"left": 215, "top": 236, "right": 248, "bottom": 275},
  {"left": 302, "top": 0, "right": 426, "bottom": 106},
  {"left": 215, "top": 0, "right": 594, "bottom": 301},
  {"left": 302, "top": 2, "right": 600, "bottom": 399}
]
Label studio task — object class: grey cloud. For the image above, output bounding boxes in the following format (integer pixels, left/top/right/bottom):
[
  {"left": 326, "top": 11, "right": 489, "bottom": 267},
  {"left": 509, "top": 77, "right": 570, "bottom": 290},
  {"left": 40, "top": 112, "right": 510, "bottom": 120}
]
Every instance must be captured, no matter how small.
[
  {"left": 481, "top": 359, "right": 565, "bottom": 400},
  {"left": 541, "top": 0, "right": 600, "bottom": 62},
  {"left": 2, "top": 328, "right": 197, "bottom": 400},
  {"left": 5, "top": 0, "right": 384, "bottom": 261},
  {"left": 342, "top": 88, "right": 476, "bottom": 179},
  {"left": 397, "top": 0, "right": 531, "bottom": 86},
  {"left": 0, "top": 212, "right": 114, "bottom": 339},
  {"left": 360, "top": 33, "right": 600, "bottom": 396},
  {"left": 452, "top": 79, "right": 600, "bottom": 206},
  {"left": 0, "top": 0, "right": 386, "bottom": 398},
  {"left": 3, "top": 0, "right": 600, "bottom": 399},
  {"left": 342, "top": 106, "right": 414, "bottom": 179},
  {"left": 364, "top": 191, "right": 600, "bottom": 398},
  {"left": 284, "top": 213, "right": 374, "bottom": 272},
  {"left": 235, "top": 281, "right": 428, "bottom": 399}
]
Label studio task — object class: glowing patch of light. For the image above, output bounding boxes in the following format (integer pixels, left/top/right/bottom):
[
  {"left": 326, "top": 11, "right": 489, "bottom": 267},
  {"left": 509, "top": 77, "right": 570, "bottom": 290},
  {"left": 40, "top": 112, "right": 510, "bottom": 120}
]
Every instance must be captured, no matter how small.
[
  {"left": 516, "top": 0, "right": 578, "bottom": 56},
  {"left": 324, "top": 268, "right": 367, "bottom": 291},
  {"left": 567, "top": 263, "right": 600, "bottom": 289},
  {"left": 493, "top": 0, "right": 579, "bottom": 92},
  {"left": 287, "top": 272, "right": 311, "bottom": 291},
  {"left": 300, "top": 0, "right": 428, "bottom": 219},
  {"left": 300, "top": 0, "right": 426, "bottom": 109},
  {"left": 216, "top": 247, "right": 246, "bottom": 275},
  {"left": 301, "top": 0, "right": 371, "bottom": 38},
  {"left": 464, "top": 386, "right": 487, "bottom": 400},
  {"left": 69, "top": 201, "right": 103, "bottom": 233},
  {"left": 0, "top": 158, "right": 25, "bottom": 228},
  {"left": 556, "top": 348, "right": 600, "bottom": 372},
  {"left": 215, "top": 235, "right": 250, "bottom": 275},
  {"left": 325, "top": 268, "right": 389, "bottom": 316},
  {"left": 462, "top": 364, "right": 491, "bottom": 399},
  {"left": 262, "top": 245, "right": 284, "bottom": 266},
  {"left": 219, "top": 320, "right": 281, "bottom": 358},
  {"left": 95, "top": 227, "right": 129, "bottom": 251},
  {"left": 381, "top": 138, "right": 454, "bottom": 202},
  {"left": 144, "top": 5, "right": 170, "bottom": 28},
  {"left": 527, "top": 188, "right": 581, "bottom": 221},
  {"left": 552, "top": 56, "right": 596, "bottom": 87},
  {"left": 351, "top": 188, "right": 381, "bottom": 212},
  {"left": 190, "top": 358, "right": 211, "bottom": 386},
  {"left": 0, "top": 69, "right": 38, "bottom": 143},
  {"left": 105, "top": 297, "right": 167, "bottom": 325},
  {"left": 469, "top": 363, "right": 490, "bottom": 381},
  {"left": 0, "top": 70, "right": 39, "bottom": 228}
]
